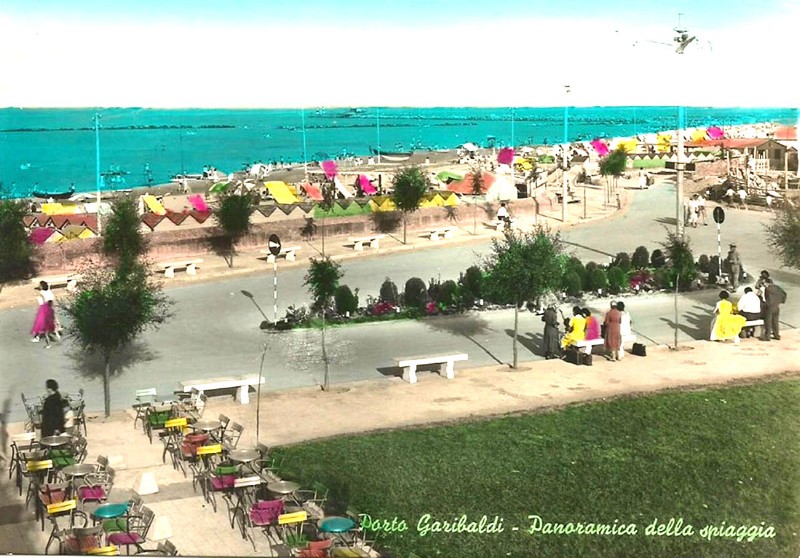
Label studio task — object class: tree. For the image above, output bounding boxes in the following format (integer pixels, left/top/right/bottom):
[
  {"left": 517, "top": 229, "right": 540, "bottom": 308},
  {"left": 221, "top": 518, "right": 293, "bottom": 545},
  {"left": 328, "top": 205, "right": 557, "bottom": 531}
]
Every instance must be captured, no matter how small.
[
  {"left": 0, "top": 199, "right": 35, "bottom": 291},
  {"left": 482, "top": 226, "right": 564, "bottom": 368},
  {"left": 63, "top": 263, "right": 172, "bottom": 416},
  {"left": 214, "top": 192, "right": 256, "bottom": 267},
  {"left": 599, "top": 147, "right": 627, "bottom": 205},
  {"left": 391, "top": 166, "right": 429, "bottom": 244},
  {"left": 764, "top": 204, "right": 800, "bottom": 270},
  {"left": 469, "top": 165, "right": 485, "bottom": 235},
  {"left": 103, "top": 197, "right": 148, "bottom": 273},
  {"left": 304, "top": 257, "right": 343, "bottom": 391},
  {"left": 661, "top": 230, "right": 696, "bottom": 349}
]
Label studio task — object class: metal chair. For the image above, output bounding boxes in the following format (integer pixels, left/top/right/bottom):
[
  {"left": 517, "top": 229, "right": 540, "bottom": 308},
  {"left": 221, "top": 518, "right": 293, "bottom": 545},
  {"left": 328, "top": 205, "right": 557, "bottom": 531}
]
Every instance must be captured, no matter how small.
[
  {"left": 67, "top": 525, "right": 106, "bottom": 554},
  {"left": 21, "top": 393, "right": 43, "bottom": 432},
  {"left": 77, "top": 466, "right": 115, "bottom": 507},
  {"left": 239, "top": 498, "right": 284, "bottom": 551},
  {"left": 8, "top": 432, "right": 38, "bottom": 488},
  {"left": 107, "top": 506, "right": 155, "bottom": 555},
  {"left": 159, "top": 417, "right": 188, "bottom": 466},
  {"left": 133, "top": 540, "right": 179, "bottom": 556},
  {"left": 132, "top": 388, "right": 158, "bottom": 432},
  {"left": 223, "top": 422, "right": 244, "bottom": 450},
  {"left": 144, "top": 405, "right": 172, "bottom": 444},
  {"left": 44, "top": 499, "right": 87, "bottom": 554}
]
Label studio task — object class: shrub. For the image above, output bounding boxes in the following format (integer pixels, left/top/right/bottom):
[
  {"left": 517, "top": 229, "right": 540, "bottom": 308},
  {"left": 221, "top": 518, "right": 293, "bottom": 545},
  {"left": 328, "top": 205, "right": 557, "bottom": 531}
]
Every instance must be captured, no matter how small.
[
  {"left": 613, "top": 252, "right": 631, "bottom": 272},
  {"left": 404, "top": 277, "right": 428, "bottom": 309},
  {"left": 653, "top": 268, "right": 672, "bottom": 289},
  {"left": 697, "top": 254, "right": 710, "bottom": 274},
  {"left": 587, "top": 267, "right": 608, "bottom": 293},
  {"left": 379, "top": 278, "right": 399, "bottom": 304},
  {"left": 584, "top": 261, "right": 599, "bottom": 291},
  {"left": 708, "top": 255, "right": 722, "bottom": 283},
  {"left": 437, "top": 280, "right": 459, "bottom": 307},
  {"left": 563, "top": 271, "right": 583, "bottom": 297},
  {"left": 632, "top": 246, "right": 650, "bottom": 269},
  {"left": 564, "top": 257, "right": 587, "bottom": 291},
  {"left": 371, "top": 301, "right": 397, "bottom": 316},
  {"left": 629, "top": 269, "right": 653, "bottom": 291},
  {"left": 459, "top": 265, "right": 484, "bottom": 306},
  {"left": 651, "top": 248, "right": 666, "bottom": 268},
  {"left": 334, "top": 285, "right": 358, "bottom": 315},
  {"left": 607, "top": 266, "right": 627, "bottom": 294},
  {"left": 427, "top": 277, "right": 442, "bottom": 304}
]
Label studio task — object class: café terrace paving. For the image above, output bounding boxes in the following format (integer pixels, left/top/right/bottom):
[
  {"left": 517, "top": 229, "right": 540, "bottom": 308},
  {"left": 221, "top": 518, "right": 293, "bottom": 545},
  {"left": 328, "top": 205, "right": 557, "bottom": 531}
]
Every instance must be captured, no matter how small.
[{"left": 1, "top": 328, "right": 798, "bottom": 557}]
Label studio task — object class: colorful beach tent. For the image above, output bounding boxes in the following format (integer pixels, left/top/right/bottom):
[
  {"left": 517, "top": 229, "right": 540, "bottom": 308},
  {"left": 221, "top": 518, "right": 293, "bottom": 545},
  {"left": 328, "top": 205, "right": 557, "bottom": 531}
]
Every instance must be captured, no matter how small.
[
  {"left": 187, "top": 194, "right": 209, "bottom": 212},
  {"left": 41, "top": 203, "right": 80, "bottom": 215},
  {"left": 141, "top": 195, "right": 167, "bottom": 216},
  {"left": 590, "top": 139, "right": 610, "bottom": 157},
  {"left": 209, "top": 182, "right": 230, "bottom": 194},
  {"left": 30, "top": 227, "right": 56, "bottom": 245},
  {"left": 447, "top": 172, "right": 495, "bottom": 195},
  {"left": 691, "top": 129, "right": 709, "bottom": 142},
  {"left": 333, "top": 176, "right": 354, "bottom": 199},
  {"left": 656, "top": 133, "right": 672, "bottom": 153},
  {"left": 616, "top": 138, "right": 638, "bottom": 153},
  {"left": 358, "top": 175, "right": 377, "bottom": 195},
  {"left": 436, "top": 171, "right": 464, "bottom": 183},
  {"left": 265, "top": 181, "right": 300, "bottom": 204},
  {"left": 706, "top": 126, "right": 725, "bottom": 140},
  {"left": 301, "top": 182, "right": 324, "bottom": 201}
]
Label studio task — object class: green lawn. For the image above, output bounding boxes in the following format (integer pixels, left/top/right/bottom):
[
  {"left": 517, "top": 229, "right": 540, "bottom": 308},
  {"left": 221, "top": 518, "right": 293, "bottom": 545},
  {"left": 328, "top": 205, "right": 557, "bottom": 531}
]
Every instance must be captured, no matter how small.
[{"left": 273, "top": 378, "right": 800, "bottom": 558}]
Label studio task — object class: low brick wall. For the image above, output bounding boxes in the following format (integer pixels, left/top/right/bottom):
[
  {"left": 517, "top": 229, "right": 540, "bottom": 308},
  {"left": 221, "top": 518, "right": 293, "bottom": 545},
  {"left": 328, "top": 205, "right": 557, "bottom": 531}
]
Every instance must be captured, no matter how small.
[{"left": 33, "top": 200, "right": 538, "bottom": 272}]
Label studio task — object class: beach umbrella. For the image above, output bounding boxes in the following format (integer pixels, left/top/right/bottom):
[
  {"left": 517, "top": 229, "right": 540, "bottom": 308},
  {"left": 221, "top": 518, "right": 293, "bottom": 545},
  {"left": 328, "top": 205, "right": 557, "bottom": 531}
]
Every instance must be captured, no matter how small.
[
  {"left": 616, "top": 138, "right": 638, "bottom": 153},
  {"left": 322, "top": 160, "right": 338, "bottom": 180},
  {"left": 435, "top": 171, "right": 464, "bottom": 183},
  {"left": 656, "top": 133, "right": 672, "bottom": 153},
  {"left": 209, "top": 182, "right": 230, "bottom": 194},
  {"left": 497, "top": 147, "right": 515, "bottom": 165},
  {"left": 707, "top": 126, "right": 725, "bottom": 140},
  {"left": 691, "top": 128, "right": 708, "bottom": 142},
  {"left": 590, "top": 139, "right": 610, "bottom": 157}
]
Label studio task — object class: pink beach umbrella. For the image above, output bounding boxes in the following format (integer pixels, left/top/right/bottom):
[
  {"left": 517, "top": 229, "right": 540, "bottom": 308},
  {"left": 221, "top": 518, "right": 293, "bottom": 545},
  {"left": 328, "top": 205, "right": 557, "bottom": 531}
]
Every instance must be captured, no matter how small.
[
  {"left": 322, "top": 160, "right": 338, "bottom": 180},
  {"left": 187, "top": 194, "right": 209, "bottom": 212},
  {"left": 497, "top": 147, "right": 515, "bottom": 166},
  {"left": 590, "top": 139, "right": 610, "bottom": 157},
  {"left": 706, "top": 126, "right": 725, "bottom": 140},
  {"left": 358, "top": 175, "right": 377, "bottom": 195}
]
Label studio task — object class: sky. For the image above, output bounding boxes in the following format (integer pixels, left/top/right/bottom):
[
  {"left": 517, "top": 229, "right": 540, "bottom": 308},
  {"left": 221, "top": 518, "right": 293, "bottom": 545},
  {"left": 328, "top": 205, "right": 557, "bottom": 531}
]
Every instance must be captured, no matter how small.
[{"left": 1, "top": 0, "right": 798, "bottom": 108}]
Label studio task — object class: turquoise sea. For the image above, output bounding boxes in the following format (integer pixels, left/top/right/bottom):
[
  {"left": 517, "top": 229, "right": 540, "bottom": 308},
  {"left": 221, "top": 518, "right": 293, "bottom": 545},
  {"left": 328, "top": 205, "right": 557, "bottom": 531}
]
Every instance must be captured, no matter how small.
[{"left": 0, "top": 106, "right": 796, "bottom": 199}]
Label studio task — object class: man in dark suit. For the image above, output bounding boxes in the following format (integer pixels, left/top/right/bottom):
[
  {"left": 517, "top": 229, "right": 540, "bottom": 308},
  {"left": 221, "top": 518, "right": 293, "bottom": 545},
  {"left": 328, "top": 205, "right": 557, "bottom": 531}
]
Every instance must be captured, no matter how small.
[{"left": 760, "top": 278, "right": 787, "bottom": 341}]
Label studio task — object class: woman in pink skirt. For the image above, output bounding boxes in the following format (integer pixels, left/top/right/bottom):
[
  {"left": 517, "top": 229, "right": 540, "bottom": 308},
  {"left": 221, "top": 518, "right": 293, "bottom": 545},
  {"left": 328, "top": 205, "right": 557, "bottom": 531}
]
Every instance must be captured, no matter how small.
[{"left": 31, "top": 282, "right": 56, "bottom": 348}]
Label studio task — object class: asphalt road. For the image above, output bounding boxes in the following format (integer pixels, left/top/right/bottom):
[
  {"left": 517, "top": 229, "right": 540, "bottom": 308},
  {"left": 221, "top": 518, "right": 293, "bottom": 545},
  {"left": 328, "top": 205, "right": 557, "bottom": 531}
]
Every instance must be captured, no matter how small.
[{"left": 2, "top": 178, "right": 797, "bottom": 422}]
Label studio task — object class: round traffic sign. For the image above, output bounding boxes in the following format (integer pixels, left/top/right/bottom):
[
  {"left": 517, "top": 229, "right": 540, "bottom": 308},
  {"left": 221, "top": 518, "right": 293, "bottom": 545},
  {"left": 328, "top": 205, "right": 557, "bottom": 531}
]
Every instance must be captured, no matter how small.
[
  {"left": 713, "top": 206, "right": 725, "bottom": 224},
  {"left": 268, "top": 234, "right": 282, "bottom": 256}
]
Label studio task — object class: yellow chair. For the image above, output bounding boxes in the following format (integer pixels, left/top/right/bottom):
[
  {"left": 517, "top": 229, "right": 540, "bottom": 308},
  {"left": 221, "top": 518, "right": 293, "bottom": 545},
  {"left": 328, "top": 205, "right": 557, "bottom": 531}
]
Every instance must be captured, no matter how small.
[{"left": 88, "top": 545, "right": 120, "bottom": 556}]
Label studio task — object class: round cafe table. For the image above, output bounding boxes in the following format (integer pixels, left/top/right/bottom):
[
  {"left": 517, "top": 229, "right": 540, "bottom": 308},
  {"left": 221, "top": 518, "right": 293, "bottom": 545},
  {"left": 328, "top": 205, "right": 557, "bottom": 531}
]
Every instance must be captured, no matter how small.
[
  {"left": 229, "top": 449, "right": 259, "bottom": 464},
  {"left": 267, "top": 480, "right": 300, "bottom": 496},
  {"left": 39, "top": 435, "right": 73, "bottom": 448},
  {"left": 319, "top": 515, "right": 356, "bottom": 534},
  {"left": 192, "top": 419, "right": 221, "bottom": 432},
  {"left": 61, "top": 463, "right": 96, "bottom": 479},
  {"left": 91, "top": 502, "right": 129, "bottom": 524}
]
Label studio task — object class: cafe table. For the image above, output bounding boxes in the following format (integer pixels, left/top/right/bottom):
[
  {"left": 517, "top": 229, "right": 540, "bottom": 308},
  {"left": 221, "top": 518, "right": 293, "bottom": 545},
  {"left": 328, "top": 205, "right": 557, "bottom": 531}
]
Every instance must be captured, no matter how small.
[
  {"left": 90, "top": 502, "right": 129, "bottom": 525},
  {"left": 39, "top": 435, "right": 73, "bottom": 448},
  {"left": 319, "top": 516, "right": 357, "bottom": 547},
  {"left": 192, "top": 419, "right": 221, "bottom": 432},
  {"left": 61, "top": 463, "right": 96, "bottom": 490}
]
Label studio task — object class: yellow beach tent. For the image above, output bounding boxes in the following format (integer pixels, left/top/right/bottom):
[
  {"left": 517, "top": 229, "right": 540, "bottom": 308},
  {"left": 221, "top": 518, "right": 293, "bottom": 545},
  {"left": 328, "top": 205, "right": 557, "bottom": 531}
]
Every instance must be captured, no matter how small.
[
  {"left": 656, "top": 133, "right": 672, "bottom": 153},
  {"left": 691, "top": 129, "right": 708, "bottom": 142},
  {"left": 141, "top": 194, "right": 167, "bottom": 216},
  {"left": 265, "top": 181, "right": 300, "bottom": 204}
]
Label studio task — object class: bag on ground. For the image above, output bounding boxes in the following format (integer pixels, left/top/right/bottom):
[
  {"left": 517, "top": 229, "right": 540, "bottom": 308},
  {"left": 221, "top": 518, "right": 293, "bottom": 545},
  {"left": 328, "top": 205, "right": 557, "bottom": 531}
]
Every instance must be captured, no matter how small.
[{"left": 632, "top": 343, "right": 647, "bottom": 357}]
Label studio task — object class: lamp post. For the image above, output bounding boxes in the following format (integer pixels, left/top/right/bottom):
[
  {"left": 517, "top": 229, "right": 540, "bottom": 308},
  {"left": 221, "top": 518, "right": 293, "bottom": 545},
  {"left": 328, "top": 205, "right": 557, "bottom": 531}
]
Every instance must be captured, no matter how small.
[
  {"left": 676, "top": 106, "right": 686, "bottom": 237},
  {"left": 376, "top": 107, "right": 381, "bottom": 165},
  {"left": 562, "top": 85, "right": 571, "bottom": 223},
  {"left": 93, "top": 113, "right": 102, "bottom": 234},
  {"left": 301, "top": 107, "right": 308, "bottom": 179},
  {"left": 240, "top": 290, "right": 270, "bottom": 445}
]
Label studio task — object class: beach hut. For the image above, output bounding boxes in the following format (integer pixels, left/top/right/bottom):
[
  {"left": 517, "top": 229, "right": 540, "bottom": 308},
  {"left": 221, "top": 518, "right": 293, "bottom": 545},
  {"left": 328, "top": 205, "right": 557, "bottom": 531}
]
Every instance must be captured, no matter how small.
[{"left": 265, "top": 181, "right": 300, "bottom": 204}]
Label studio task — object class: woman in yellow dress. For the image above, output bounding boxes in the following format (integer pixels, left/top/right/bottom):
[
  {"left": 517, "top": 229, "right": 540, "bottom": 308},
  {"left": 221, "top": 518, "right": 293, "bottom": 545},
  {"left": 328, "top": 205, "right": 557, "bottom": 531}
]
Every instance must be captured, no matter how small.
[
  {"left": 561, "top": 306, "right": 587, "bottom": 349},
  {"left": 710, "top": 290, "right": 746, "bottom": 343}
]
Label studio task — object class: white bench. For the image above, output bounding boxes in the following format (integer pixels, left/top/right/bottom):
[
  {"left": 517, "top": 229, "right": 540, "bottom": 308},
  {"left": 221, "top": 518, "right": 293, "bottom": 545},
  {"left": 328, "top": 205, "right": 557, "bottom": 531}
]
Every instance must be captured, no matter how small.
[
  {"left": 484, "top": 219, "right": 517, "bottom": 231},
  {"left": 425, "top": 227, "right": 457, "bottom": 241},
  {"left": 260, "top": 246, "right": 301, "bottom": 263},
  {"left": 349, "top": 234, "right": 385, "bottom": 251},
  {"left": 394, "top": 353, "right": 469, "bottom": 384},
  {"left": 157, "top": 259, "right": 204, "bottom": 278},
  {"left": 743, "top": 319, "right": 765, "bottom": 337},
  {"left": 178, "top": 374, "right": 265, "bottom": 404},
  {"left": 33, "top": 275, "right": 81, "bottom": 291},
  {"left": 575, "top": 335, "right": 637, "bottom": 355}
]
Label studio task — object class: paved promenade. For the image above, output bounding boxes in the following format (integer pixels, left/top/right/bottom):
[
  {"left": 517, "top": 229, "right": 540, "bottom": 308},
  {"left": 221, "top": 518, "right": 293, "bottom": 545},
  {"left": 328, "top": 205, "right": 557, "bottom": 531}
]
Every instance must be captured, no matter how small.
[{"left": 1, "top": 329, "right": 797, "bottom": 556}]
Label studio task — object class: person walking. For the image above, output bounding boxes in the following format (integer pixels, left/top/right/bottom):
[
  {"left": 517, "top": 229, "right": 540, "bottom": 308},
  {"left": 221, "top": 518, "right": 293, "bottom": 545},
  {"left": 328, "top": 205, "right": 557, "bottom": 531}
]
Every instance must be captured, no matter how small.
[
  {"left": 760, "top": 278, "right": 787, "bottom": 341},
  {"left": 41, "top": 379, "right": 65, "bottom": 437},
  {"left": 617, "top": 301, "right": 632, "bottom": 359},
  {"left": 541, "top": 305, "right": 561, "bottom": 360},
  {"left": 725, "top": 243, "right": 742, "bottom": 290},
  {"left": 696, "top": 193, "right": 708, "bottom": 225},
  {"left": 603, "top": 302, "right": 622, "bottom": 361},
  {"left": 31, "top": 281, "right": 57, "bottom": 347}
]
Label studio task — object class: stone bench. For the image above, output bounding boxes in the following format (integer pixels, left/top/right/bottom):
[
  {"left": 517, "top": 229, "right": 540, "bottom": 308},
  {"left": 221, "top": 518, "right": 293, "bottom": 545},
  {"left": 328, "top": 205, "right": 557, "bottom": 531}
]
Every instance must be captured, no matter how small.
[
  {"left": 157, "top": 259, "right": 204, "bottom": 278},
  {"left": 574, "top": 335, "right": 637, "bottom": 355},
  {"left": 260, "top": 246, "right": 301, "bottom": 263},
  {"left": 33, "top": 275, "right": 81, "bottom": 292},
  {"left": 394, "top": 353, "right": 469, "bottom": 384},
  {"left": 424, "top": 227, "right": 457, "bottom": 241},
  {"left": 178, "top": 374, "right": 265, "bottom": 404},
  {"left": 484, "top": 219, "right": 517, "bottom": 232},
  {"left": 348, "top": 234, "right": 385, "bottom": 251}
]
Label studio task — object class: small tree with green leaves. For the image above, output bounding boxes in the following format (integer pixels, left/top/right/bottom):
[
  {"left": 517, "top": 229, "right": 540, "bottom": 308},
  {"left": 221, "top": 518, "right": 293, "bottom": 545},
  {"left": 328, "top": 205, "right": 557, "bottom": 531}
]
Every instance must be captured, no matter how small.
[
  {"left": 391, "top": 166, "right": 429, "bottom": 244},
  {"left": 103, "top": 197, "right": 148, "bottom": 273},
  {"left": 662, "top": 230, "right": 697, "bottom": 349},
  {"left": 0, "top": 199, "right": 35, "bottom": 291},
  {"left": 214, "top": 192, "right": 257, "bottom": 267},
  {"left": 379, "top": 278, "right": 399, "bottom": 304},
  {"left": 303, "top": 256, "right": 343, "bottom": 391},
  {"left": 599, "top": 147, "right": 627, "bottom": 205},
  {"left": 764, "top": 204, "right": 800, "bottom": 270},
  {"left": 482, "top": 226, "right": 564, "bottom": 369},
  {"left": 318, "top": 182, "right": 337, "bottom": 256},
  {"left": 64, "top": 263, "right": 173, "bottom": 416},
  {"left": 469, "top": 165, "right": 484, "bottom": 235},
  {"left": 632, "top": 246, "right": 650, "bottom": 269}
]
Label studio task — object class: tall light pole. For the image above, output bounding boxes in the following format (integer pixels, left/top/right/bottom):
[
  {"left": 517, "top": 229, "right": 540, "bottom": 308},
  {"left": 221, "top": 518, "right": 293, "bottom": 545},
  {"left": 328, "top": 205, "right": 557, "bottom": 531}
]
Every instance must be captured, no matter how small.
[
  {"left": 301, "top": 107, "right": 308, "bottom": 178},
  {"left": 673, "top": 15, "right": 695, "bottom": 237},
  {"left": 94, "top": 113, "right": 102, "bottom": 234},
  {"left": 562, "top": 85, "right": 571, "bottom": 223},
  {"left": 376, "top": 107, "right": 381, "bottom": 165}
]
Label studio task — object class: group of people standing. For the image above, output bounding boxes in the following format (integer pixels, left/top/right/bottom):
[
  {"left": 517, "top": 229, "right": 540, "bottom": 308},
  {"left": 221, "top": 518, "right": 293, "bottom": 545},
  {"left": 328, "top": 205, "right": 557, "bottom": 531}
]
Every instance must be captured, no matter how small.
[
  {"left": 685, "top": 193, "right": 708, "bottom": 227},
  {"left": 541, "top": 302, "right": 632, "bottom": 361},
  {"left": 31, "top": 281, "right": 61, "bottom": 348}
]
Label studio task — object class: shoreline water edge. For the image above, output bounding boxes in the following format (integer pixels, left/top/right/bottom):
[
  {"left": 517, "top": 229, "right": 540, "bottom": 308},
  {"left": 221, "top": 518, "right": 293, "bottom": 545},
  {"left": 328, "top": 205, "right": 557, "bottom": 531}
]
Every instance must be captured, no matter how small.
[{"left": 1, "top": 106, "right": 796, "bottom": 199}]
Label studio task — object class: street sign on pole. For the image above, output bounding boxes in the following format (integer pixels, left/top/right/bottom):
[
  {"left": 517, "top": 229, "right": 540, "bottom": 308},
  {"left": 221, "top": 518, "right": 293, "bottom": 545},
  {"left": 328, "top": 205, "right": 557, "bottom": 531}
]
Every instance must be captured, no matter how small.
[
  {"left": 713, "top": 207, "right": 725, "bottom": 280},
  {"left": 713, "top": 206, "right": 725, "bottom": 224},
  {"left": 268, "top": 234, "right": 282, "bottom": 256}
]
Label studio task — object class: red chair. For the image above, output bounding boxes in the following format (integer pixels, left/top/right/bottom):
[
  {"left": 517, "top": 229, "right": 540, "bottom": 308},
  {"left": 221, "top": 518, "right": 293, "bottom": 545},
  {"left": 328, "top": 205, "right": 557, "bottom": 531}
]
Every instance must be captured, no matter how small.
[
  {"left": 239, "top": 498, "right": 284, "bottom": 550},
  {"left": 297, "top": 538, "right": 333, "bottom": 558}
]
